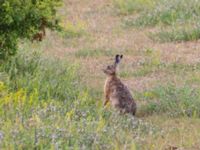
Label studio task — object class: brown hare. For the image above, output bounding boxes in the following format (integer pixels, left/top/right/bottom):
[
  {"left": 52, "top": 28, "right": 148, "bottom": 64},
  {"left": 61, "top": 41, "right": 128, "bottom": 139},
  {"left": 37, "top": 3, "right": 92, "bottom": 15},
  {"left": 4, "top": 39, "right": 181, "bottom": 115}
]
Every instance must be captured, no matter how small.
[{"left": 103, "top": 54, "right": 137, "bottom": 115}]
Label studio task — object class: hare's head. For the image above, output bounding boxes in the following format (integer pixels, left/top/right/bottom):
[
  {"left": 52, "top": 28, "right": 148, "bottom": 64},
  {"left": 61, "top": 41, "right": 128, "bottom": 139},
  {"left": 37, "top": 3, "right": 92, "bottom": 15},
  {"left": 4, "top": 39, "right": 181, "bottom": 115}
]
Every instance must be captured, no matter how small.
[{"left": 103, "top": 54, "right": 123, "bottom": 76}]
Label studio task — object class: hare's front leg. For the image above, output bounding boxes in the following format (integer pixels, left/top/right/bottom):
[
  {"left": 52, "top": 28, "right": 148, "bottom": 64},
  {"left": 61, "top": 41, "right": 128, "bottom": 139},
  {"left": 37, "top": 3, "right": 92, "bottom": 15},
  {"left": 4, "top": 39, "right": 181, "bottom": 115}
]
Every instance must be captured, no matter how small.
[
  {"left": 103, "top": 93, "right": 109, "bottom": 106},
  {"left": 103, "top": 83, "right": 110, "bottom": 106}
]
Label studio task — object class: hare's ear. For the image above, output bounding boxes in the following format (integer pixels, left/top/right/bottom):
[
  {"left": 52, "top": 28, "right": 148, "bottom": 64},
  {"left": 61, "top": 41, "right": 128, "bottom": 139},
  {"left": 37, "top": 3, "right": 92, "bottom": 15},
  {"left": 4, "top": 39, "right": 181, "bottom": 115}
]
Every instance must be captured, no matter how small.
[{"left": 115, "top": 54, "right": 123, "bottom": 65}]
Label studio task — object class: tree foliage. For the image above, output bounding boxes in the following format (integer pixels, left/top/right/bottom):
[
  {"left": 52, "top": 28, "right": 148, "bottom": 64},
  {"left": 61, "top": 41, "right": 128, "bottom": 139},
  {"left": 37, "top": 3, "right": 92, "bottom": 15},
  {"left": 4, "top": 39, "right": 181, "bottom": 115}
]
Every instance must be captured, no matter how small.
[{"left": 0, "top": 0, "right": 62, "bottom": 60}]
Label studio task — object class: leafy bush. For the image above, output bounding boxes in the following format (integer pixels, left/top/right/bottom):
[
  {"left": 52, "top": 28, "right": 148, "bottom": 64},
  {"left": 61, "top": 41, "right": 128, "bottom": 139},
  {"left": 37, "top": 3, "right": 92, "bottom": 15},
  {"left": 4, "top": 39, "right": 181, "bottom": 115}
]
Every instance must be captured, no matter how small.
[{"left": 0, "top": 0, "right": 62, "bottom": 60}]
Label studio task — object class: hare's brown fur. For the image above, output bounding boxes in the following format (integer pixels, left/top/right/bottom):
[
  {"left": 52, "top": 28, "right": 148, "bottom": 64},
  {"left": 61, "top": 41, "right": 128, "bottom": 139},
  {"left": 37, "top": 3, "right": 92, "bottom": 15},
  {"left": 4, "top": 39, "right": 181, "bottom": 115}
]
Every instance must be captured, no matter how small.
[{"left": 103, "top": 55, "right": 136, "bottom": 115}]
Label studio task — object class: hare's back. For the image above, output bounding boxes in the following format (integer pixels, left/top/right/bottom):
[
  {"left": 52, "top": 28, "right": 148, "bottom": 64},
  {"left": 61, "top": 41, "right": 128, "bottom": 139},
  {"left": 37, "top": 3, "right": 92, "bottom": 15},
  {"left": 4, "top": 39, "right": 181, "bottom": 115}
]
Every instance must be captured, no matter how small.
[
  {"left": 118, "top": 85, "right": 137, "bottom": 115},
  {"left": 109, "top": 82, "right": 134, "bottom": 106},
  {"left": 117, "top": 83, "right": 133, "bottom": 100}
]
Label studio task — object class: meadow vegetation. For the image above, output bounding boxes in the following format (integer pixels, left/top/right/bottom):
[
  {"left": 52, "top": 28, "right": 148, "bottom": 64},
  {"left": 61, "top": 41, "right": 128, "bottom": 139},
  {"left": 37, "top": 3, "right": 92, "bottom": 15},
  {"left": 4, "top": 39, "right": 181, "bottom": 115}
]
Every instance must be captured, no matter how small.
[
  {"left": 1, "top": 0, "right": 200, "bottom": 149},
  {"left": 121, "top": 0, "right": 200, "bottom": 42},
  {"left": 0, "top": 48, "right": 160, "bottom": 149}
]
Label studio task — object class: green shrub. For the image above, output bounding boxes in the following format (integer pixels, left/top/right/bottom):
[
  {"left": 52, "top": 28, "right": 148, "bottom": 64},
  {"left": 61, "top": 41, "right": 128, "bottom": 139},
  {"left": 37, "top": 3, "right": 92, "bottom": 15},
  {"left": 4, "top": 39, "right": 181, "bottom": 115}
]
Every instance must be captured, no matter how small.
[{"left": 0, "top": 0, "right": 62, "bottom": 60}]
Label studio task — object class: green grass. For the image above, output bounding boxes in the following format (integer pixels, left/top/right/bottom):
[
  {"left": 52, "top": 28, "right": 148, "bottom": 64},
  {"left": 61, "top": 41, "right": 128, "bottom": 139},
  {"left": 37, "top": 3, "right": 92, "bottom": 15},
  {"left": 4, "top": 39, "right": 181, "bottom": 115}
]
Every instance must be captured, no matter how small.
[
  {"left": 2, "top": 44, "right": 200, "bottom": 149},
  {"left": 1, "top": 0, "right": 200, "bottom": 149},
  {"left": 119, "top": 47, "right": 200, "bottom": 78},
  {"left": 123, "top": 0, "right": 200, "bottom": 42},
  {"left": 1, "top": 0, "right": 200, "bottom": 148},
  {"left": 0, "top": 46, "right": 150, "bottom": 149},
  {"left": 60, "top": 21, "right": 87, "bottom": 39},
  {"left": 150, "top": 25, "right": 200, "bottom": 42},
  {"left": 120, "top": 62, "right": 200, "bottom": 78},
  {"left": 0, "top": 44, "right": 81, "bottom": 101},
  {"left": 0, "top": 48, "right": 158, "bottom": 149},
  {"left": 75, "top": 48, "right": 116, "bottom": 58},
  {"left": 0, "top": 86, "right": 158, "bottom": 149},
  {"left": 137, "top": 84, "right": 200, "bottom": 117},
  {"left": 186, "top": 73, "right": 200, "bottom": 85},
  {"left": 119, "top": 48, "right": 163, "bottom": 77},
  {"left": 120, "top": 64, "right": 163, "bottom": 78},
  {"left": 1, "top": 41, "right": 200, "bottom": 150},
  {"left": 113, "top": 0, "right": 155, "bottom": 15},
  {"left": 126, "top": 0, "right": 200, "bottom": 27}
]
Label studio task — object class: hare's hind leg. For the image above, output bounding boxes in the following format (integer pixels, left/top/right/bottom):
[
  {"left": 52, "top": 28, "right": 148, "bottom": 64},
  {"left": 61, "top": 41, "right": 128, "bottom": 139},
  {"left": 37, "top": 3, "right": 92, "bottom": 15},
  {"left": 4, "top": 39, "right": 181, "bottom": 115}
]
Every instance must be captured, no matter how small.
[
  {"left": 132, "top": 105, "right": 137, "bottom": 116},
  {"left": 132, "top": 110, "right": 136, "bottom": 116},
  {"left": 126, "top": 103, "right": 136, "bottom": 116}
]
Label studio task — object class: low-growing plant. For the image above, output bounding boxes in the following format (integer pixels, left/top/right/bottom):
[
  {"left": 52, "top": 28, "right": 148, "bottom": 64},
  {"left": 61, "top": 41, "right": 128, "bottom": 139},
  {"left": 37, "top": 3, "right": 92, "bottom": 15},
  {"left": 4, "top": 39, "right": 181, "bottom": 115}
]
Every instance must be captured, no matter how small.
[
  {"left": 60, "top": 21, "right": 87, "bottom": 39},
  {"left": 75, "top": 48, "right": 116, "bottom": 58},
  {"left": 113, "top": 0, "right": 155, "bottom": 15},
  {"left": 150, "top": 25, "right": 200, "bottom": 42},
  {"left": 126, "top": 0, "right": 200, "bottom": 27},
  {"left": 0, "top": 45, "right": 81, "bottom": 101},
  {"left": 0, "top": 81, "right": 160, "bottom": 149},
  {"left": 138, "top": 84, "right": 200, "bottom": 117},
  {"left": 119, "top": 48, "right": 164, "bottom": 78},
  {"left": 0, "top": 47, "right": 164, "bottom": 149},
  {"left": 123, "top": 0, "right": 200, "bottom": 42}
]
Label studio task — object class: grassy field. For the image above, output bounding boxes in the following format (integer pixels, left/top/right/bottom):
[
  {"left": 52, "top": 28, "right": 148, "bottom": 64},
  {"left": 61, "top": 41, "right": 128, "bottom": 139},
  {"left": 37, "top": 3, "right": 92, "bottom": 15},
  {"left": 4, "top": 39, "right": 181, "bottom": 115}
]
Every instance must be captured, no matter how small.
[{"left": 1, "top": 0, "right": 200, "bottom": 149}]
